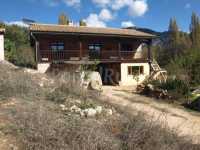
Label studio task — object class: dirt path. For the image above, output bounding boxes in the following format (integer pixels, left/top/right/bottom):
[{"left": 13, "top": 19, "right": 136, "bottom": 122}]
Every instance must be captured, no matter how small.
[{"left": 101, "top": 86, "right": 200, "bottom": 144}]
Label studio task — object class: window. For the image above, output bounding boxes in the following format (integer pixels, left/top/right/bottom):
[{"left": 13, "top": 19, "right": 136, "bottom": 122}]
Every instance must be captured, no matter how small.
[
  {"left": 88, "top": 44, "right": 101, "bottom": 52},
  {"left": 88, "top": 44, "right": 102, "bottom": 59},
  {"left": 50, "top": 42, "right": 64, "bottom": 51},
  {"left": 128, "top": 66, "right": 144, "bottom": 75},
  {"left": 121, "top": 43, "right": 133, "bottom": 51}
]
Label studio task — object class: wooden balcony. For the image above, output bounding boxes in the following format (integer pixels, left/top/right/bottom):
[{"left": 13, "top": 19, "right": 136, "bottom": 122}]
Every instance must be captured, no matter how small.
[{"left": 38, "top": 50, "right": 142, "bottom": 63}]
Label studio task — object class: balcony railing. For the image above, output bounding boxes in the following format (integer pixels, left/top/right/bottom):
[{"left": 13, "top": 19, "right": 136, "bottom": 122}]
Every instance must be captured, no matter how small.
[{"left": 39, "top": 50, "right": 139, "bottom": 62}]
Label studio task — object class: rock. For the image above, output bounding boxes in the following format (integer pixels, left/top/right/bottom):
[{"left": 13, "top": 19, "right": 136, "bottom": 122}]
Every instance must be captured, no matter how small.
[
  {"left": 24, "top": 68, "right": 39, "bottom": 74},
  {"left": 96, "top": 106, "right": 103, "bottom": 114},
  {"left": 147, "top": 84, "right": 154, "bottom": 91},
  {"left": 83, "top": 108, "right": 97, "bottom": 117},
  {"left": 80, "top": 111, "right": 85, "bottom": 117},
  {"left": 106, "top": 109, "right": 113, "bottom": 116},
  {"left": 60, "top": 104, "right": 65, "bottom": 108},
  {"left": 192, "top": 88, "right": 200, "bottom": 97},
  {"left": 70, "top": 105, "right": 81, "bottom": 113},
  {"left": 75, "top": 100, "right": 81, "bottom": 104},
  {"left": 39, "top": 83, "right": 44, "bottom": 87},
  {"left": 60, "top": 104, "right": 68, "bottom": 111},
  {"left": 83, "top": 71, "right": 103, "bottom": 91}
]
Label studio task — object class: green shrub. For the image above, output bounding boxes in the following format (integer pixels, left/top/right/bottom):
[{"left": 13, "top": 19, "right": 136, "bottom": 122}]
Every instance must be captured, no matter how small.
[
  {"left": 1, "top": 23, "right": 36, "bottom": 68},
  {"left": 154, "top": 79, "right": 191, "bottom": 101}
]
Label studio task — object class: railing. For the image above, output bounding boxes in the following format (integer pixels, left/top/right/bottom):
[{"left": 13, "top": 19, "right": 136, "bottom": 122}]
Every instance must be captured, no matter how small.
[
  {"left": 39, "top": 50, "right": 138, "bottom": 62},
  {"left": 39, "top": 50, "right": 80, "bottom": 62}
]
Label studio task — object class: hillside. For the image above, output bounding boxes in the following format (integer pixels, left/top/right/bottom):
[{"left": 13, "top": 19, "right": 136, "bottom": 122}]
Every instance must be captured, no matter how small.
[{"left": 0, "top": 61, "right": 199, "bottom": 150}]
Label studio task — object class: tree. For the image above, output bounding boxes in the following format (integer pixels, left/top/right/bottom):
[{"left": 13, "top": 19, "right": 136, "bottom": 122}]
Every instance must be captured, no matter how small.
[
  {"left": 58, "top": 12, "right": 69, "bottom": 25},
  {"left": 79, "top": 20, "right": 87, "bottom": 26},
  {"left": 167, "top": 18, "right": 180, "bottom": 56},
  {"left": 2, "top": 23, "right": 36, "bottom": 68},
  {"left": 190, "top": 12, "right": 200, "bottom": 48}
]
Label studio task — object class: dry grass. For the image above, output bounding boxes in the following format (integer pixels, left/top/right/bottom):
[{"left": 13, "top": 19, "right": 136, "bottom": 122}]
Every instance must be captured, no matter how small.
[
  {"left": 0, "top": 63, "right": 199, "bottom": 150},
  {"left": 0, "top": 64, "right": 42, "bottom": 100},
  {"left": 8, "top": 100, "right": 199, "bottom": 150}
]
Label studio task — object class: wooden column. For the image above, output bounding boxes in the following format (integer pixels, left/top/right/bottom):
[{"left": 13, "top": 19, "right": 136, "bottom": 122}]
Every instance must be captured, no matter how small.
[
  {"left": 147, "top": 39, "right": 153, "bottom": 73},
  {"left": 118, "top": 39, "right": 121, "bottom": 60},
  {"left": 147, "top": 39, "right": 152, "bottom": 63},
  {"left": 35, "top": 41, "right": 39, "bottom": 63},
  {"left": 79, "top": 38, "right": 82, "bottom": 60}
]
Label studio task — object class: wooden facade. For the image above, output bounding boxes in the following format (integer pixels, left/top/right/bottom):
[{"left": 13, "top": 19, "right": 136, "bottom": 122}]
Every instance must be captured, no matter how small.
[
  {"left": 33, "top": 34, "right": 151, "bottom": 63},
  {"left": 30, "top": 24, "right": 155, "bottom": 85}
]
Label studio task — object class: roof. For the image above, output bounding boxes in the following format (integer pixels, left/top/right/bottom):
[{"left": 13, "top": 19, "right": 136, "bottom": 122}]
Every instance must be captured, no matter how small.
[
  {"left": 30, "top": 23, "right": 155, "bottom": 38},
  {"left": 0, "top": 28, "right": 5, "bottom": 33}
]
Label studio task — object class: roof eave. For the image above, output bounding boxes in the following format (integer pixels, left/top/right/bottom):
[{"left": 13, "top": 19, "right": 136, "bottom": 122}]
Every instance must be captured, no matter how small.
[{"left": 30, "top": 30, "right": 155, "bottom": 39}]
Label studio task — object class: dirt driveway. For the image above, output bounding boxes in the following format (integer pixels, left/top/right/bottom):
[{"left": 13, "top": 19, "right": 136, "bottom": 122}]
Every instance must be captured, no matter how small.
[{"left": 101, "top": 86, "right": 200, "bottom": 144}]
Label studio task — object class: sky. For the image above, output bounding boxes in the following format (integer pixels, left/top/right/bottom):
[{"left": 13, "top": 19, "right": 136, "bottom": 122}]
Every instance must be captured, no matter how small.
[{"left": 0, "top": 0, "right": 200, "bottom": 32}]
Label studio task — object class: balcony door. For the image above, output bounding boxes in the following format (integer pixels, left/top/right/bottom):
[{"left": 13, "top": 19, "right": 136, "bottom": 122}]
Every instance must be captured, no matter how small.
[{"left": 88, "top": 43, "right": 101, "bottom": 59}]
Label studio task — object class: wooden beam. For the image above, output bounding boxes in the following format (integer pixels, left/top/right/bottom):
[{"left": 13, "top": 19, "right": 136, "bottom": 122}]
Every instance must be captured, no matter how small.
[{"left": 36, "top": 41, "right": 39, "bottom": 63}]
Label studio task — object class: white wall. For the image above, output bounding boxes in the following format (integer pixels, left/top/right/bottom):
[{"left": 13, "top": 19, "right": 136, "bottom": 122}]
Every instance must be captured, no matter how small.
[
  {"left": 120, "top": 63, "right": 150, "bottom": 86},
  {"left": 0, "top": 34, "right": 4, "bottom": 61},
  {"left": 37, "top": 63, "right": 50, "bottom": 73}
]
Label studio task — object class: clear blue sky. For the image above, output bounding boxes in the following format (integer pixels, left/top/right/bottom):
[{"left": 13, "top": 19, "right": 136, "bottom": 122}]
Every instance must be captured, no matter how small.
[{"left": 0, "top": 0, "right": 200, "bottom": 32}]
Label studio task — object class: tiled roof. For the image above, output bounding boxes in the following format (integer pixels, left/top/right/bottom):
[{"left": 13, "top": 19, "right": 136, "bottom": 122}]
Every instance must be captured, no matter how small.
[{"left": 30, "top": 23, "right": 155, "bottom": 38}]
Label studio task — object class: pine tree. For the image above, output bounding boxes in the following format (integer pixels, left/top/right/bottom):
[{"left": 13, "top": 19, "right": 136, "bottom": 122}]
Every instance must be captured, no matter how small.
[
  {"left": 190, "top": 12, "right": 200, "bottom": 48},
  {"left": 58, "top": 12, "right": 69, "bottom": 25}
]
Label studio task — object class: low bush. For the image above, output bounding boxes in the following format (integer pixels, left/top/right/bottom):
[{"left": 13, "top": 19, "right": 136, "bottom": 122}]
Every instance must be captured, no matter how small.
[
  {"left": 159, "top": 79, "right": 190, "bottom": 99},
  {"left": 10, "top": 100, "right": 199, "bottom": 150},
  {"left": 148, "top": 79, "right": 191, "bottom": 102},
  {"left": 0, "top": 64, "right": 41, "bottom": 100}
]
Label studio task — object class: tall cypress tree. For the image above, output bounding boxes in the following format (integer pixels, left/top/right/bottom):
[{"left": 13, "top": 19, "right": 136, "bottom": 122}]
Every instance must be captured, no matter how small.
[
  {"left": 58, "top": 12, "right": 69, "bottom": 25},
  {"left": 167, "top": 18, "right": 180, "bottom": 56},
  {"left": 190, "top": 12, "right": 200, "bottom": 48}
]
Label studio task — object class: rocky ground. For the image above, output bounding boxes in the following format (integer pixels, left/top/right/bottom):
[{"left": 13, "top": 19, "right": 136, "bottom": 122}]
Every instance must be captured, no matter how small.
[{"left": 102, "top": 86, "right": 200, "bottom": 144}]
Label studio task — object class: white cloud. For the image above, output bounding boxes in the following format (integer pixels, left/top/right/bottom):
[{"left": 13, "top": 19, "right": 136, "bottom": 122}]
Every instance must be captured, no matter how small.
[
  {"left": 99, "top": 8, "right": 113, "bottom": 21},
  {"left": 121, "top": 21, "right": 135, "bottom": 28},
  {"left": 111, "top": 0, "right": 129, "bottom": 10},
  {"left": 63, "top": 0, "right": 81, "bottom": 7},
  {"left": 5, "top": 21, "right": 29, "bottom": 27},
  {"left": 185, "top": 3, "right": 191, "bottom": 9},
  {"left": 32, "top": 0, "right": 81, "bottom": 7},
  {"left": 84, "top": 13, "right": 106, "bottom": 27},
  {"left": 91, "top": 0, "right": 149, "bottom": 17},
  {"left": 91, "top": 0, "right": 111, "bottom": 7},
  {"left": 128, "top": 0, "right": 148, "bottom": 17}
]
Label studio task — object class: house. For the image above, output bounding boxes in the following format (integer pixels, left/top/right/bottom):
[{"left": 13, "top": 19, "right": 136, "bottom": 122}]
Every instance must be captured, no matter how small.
[
  {"left": 0, "top": 28, "right": 5, "bottom": 61},
  {"left": 30, "top": 24, "right": 155, "bottom": 86}
]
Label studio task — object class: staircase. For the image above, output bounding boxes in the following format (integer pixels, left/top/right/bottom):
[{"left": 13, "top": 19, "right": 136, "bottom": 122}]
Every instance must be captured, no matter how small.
[{"left": 150, "top": 60, "right": 167, "bottom": 82}]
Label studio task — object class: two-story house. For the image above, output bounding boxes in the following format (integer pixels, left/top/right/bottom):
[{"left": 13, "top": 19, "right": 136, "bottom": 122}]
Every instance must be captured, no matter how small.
[{"left": 30, "top": 24, "right": 155, "bottom": 85}]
